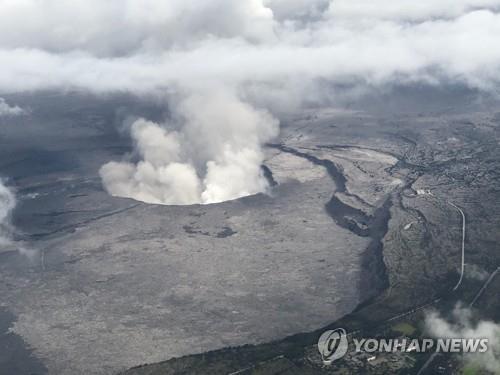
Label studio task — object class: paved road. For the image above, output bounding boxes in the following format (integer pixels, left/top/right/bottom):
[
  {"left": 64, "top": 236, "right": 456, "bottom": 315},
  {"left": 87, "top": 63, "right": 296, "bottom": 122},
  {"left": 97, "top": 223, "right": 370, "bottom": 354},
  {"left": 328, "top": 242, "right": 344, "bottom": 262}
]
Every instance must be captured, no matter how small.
[
  {"left": 417, "top": 265, "right": 499, "bottom": 375},
  {"left": 311, "top": 198, "right": 469, "bottom": 375},
  {"left": 415, "top": 200, "right": 466, "bottom": 375},
  {"left": 447, "top": 201, "right": 466, "bottom": 291},
  {"left": 346, "top": 199, "right": 467, "bottom": 375},
  {"left": 469, "top": 266, "right": 500, "bottom": 307}
]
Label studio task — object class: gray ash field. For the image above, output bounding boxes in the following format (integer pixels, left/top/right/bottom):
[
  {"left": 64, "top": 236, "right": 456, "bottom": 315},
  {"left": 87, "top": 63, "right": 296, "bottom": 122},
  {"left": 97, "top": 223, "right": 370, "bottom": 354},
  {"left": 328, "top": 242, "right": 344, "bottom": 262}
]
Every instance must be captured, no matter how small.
[{"left": 1, "top": 91, "right": 500, "bottom": 375}]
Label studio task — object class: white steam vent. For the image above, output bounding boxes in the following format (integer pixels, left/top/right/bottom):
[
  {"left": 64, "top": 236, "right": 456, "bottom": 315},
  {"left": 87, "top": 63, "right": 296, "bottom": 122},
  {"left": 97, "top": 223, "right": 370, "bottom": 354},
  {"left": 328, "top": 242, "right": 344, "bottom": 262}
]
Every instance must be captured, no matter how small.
[
  {"left": 0, "top": 179, "right": 16, "bottom": 248},
  {"left": 99, "top": 89, "right": 279, "bottom": 205}
]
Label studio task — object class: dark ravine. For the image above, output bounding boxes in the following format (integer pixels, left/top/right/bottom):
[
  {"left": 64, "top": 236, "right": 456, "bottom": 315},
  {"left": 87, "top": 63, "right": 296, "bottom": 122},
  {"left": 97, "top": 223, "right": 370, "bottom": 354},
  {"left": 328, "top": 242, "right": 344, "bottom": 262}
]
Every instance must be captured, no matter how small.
[
  {"left": 268, "top": 143, "right": 392, "bottom": 306},
  {"left": 268, "top": 144, "right": 375, "bottom": 217},
  {"left": 269, "top": 145, "right": 370, "bottom": 232},
  {"left": 25, "top": 203, "right": 140, "bottom": 240},
  {"left": 0, "top": 308, "right": 47, "bottom": 375},
  {"left": 260, "top": 164, "right": 278, "bottom": 187},
  {"left": 358, "top": 198, "right": 392, "bottom": 299},
  {"left": 268, "top": 144, "right": 348, "bottom": 191}
]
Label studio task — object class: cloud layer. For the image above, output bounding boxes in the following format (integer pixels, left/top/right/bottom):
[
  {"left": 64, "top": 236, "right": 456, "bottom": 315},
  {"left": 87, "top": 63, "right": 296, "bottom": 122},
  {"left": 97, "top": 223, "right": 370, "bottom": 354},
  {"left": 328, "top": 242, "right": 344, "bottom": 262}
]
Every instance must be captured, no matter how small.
[
  {"left": 0, "top": 0, "right": 500, "bottom": 94},
  {"left": 2, "top": 1, "right": 500, "bottom": 204}
]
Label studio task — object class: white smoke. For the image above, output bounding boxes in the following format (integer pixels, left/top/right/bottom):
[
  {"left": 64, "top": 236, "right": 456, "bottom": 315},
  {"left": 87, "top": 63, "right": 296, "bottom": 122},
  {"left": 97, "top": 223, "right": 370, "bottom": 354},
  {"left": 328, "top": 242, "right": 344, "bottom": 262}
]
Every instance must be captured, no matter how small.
[
  {"left": 0, "top": 179, "right": 39, "bottom": 261},
  {"left": 100, "top": 89, "right": 279, "bottom": 204},
  {"left": 0, "top": 179, "right": 16, "bottom": 249},
  {"left": 0, "top": 97, "right": 24, "bottom": 116},
  {"left": 425, "top": 303, "right": 500, "bottom": 372},
  {"left": 466, "top": 264, "right": 490, "bottom": 281}
]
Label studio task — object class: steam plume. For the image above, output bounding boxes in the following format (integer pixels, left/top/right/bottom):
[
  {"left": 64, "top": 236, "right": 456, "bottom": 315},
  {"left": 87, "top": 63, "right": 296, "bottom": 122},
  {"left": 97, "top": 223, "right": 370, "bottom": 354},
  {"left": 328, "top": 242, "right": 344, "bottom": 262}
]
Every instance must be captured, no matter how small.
[
  {"left": 0, "top": 179, "right": 16, "bottom": 249},
  {"left": 100, "top": 89, "right": 279, "bottom": 204}
]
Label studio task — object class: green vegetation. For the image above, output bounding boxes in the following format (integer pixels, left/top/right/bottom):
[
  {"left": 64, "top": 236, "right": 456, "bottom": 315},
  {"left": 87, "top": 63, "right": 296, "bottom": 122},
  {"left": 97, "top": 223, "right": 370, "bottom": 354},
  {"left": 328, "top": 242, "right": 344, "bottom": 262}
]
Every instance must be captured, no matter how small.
[
  {"left": 462, "top": 362, "right": 480, "bottom": 375},
  {"left": 392, "top": 322, "right": 416, "bottom": 336}
]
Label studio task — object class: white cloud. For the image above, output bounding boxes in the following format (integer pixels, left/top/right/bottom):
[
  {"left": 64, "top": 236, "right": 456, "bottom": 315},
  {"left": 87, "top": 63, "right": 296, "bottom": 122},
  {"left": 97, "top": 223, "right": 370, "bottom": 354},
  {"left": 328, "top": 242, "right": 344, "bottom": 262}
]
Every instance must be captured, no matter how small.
[
  {"left": 0, "top": 0, "right": 276, "bottom": 55},
  {"left": 264, "top": 0, "right": 330, "bottom": 22},
  {"left": 0, "top": 180, "right": 36, "bottom": 259},
  {"left": 425, "top": 303, "right": 500, "bottom": 373},
  {"left": 0, "top": 5, "right": 499, "bottom": 94},
  {"left": 0, "top": 97, "right": 24, "bottom": 116}
]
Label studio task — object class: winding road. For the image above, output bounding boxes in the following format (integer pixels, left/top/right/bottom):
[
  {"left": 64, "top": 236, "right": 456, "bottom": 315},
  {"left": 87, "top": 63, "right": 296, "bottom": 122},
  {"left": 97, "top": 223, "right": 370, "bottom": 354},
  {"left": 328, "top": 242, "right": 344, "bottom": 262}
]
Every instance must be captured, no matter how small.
[
  {"left": 390, "top": 197, "right": 467, "bottom": 375},
  {"left": 447, "top": 201, "right": 466, "bottom": 291}
]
